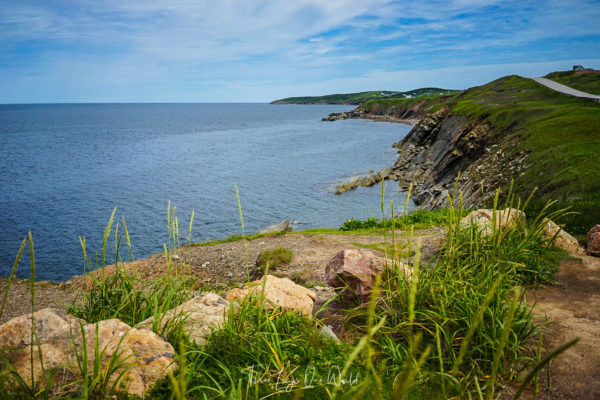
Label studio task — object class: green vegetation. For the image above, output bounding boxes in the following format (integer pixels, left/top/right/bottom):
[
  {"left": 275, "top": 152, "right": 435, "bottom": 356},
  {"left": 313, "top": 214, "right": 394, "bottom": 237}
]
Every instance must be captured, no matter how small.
[
  {"left": 271, "top": 88, "right": 454, "bottom": 105},
  {"left": 256, "top": 246, "right": 293, "bottom": 270},
  {"left": 1, "top": 191, "right": 578, "bottom": 399},
  {"left": 340, "top": 208, "right": 456, "bottom": 231},
  {"left": 443, "top": 75, "right": 600, "bottom": 235},
  {"left": 356, "top": 74, "right": 599, "bottom": 235},
  {"left": 545, "top": 69, "right": 600, "bottom": 95}
]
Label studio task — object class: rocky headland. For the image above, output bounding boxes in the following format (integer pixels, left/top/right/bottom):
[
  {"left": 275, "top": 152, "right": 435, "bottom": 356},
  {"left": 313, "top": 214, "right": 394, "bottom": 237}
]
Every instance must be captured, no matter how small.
[{"left": 329, "top": 74, "right": 599, "bottom": 215}]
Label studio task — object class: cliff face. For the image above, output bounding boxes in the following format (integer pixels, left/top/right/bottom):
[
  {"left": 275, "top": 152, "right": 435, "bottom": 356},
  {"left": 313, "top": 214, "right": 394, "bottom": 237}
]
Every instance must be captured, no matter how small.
[
  {"left": 390, "top": 106, "right": 528, "bottom": 209},
  {"left": 330, "top": 101, "right": 528, "bottom": 208}
]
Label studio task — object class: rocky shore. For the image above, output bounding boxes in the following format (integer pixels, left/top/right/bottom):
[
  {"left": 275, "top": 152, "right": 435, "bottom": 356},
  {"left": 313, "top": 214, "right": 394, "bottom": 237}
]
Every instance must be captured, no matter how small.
[{"left": 330, "top": 100, "right": 528, "bottom": 209}]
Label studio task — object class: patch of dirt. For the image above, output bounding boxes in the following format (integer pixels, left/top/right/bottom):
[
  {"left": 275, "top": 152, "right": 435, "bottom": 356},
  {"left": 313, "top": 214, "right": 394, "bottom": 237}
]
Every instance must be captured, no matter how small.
[
  {"left": 0, "top": 279, "right": 78, "bottom": 324},
  {"left": 516, "top": 254, "right": 600, "bottom": 399}
]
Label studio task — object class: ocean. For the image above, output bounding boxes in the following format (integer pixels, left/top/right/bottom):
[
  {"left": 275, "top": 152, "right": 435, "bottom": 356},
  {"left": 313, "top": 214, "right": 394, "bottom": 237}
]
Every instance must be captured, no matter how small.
[{"left": 0, "top": 103, "right": 412, "bottom": 281}]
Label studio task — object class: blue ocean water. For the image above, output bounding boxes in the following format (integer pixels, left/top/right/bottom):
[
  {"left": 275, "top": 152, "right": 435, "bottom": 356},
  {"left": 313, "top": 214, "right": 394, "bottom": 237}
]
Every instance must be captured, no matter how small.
[{"left": 0, "top": 103, "right": 412, "bottom": 281}]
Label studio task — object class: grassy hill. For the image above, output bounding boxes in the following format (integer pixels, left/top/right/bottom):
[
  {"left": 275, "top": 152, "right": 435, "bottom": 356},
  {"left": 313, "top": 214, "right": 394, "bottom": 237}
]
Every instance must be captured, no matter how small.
[
  {"left": 271, "top": 87, "right": 456, "bottom": 105},
  {"left": 545, "top": 69, "right": 600, "bottom": 95},
  {"left": 356, "top": 75, "right": 600, "bottom": 235}
]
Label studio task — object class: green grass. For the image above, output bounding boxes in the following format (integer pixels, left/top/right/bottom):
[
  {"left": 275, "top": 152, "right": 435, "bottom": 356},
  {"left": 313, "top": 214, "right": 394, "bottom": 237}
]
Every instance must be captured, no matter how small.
[
  {"left": 1, "top": 191, "right": 580, "bottom": 399},
  {"left": 256, "top": 247, "right": 293, "bottom": 272},
  {"left": 544, "top": 69, "right": 600, "bottom": 95},
  {"left": 271, "top": 88, "right": 455, "bottom": 105}
]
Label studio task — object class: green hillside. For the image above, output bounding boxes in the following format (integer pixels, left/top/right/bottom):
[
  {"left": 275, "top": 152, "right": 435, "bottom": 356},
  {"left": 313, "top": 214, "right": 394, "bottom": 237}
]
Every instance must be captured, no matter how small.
[
  {"left": 359, "top": 75, "right": 600, "bottom": 234},
  {"left": 271, "top": 87, "right": 455, "bottom": 104},
  {"left": 545, "top": 69, "right": 600, "bottom": 95}
]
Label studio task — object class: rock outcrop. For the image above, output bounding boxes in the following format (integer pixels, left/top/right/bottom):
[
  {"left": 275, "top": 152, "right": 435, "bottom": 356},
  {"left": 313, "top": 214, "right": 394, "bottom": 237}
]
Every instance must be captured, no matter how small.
[
  {"left": 322, "top": 99, "right": 431, "bottom": 124},
  {"left": 330, "top": 99, "right": 529, "bottom": 209},
  {"left": 586, "top": 225, "right": 600, "bottom": 256},
  {"left": 136, "top": 293, "right": 230, "bottom": 346},
  {"left": 0, "top": 308, "right": 175, "bottom": 397},
  {"left": 460, "top": 208, "right": 526, "bottom": 235},
  {"left": 325, "top": 249, "right": 410, "bottom": 303},
  {"left": 226, "top": 275, "right": 316, "bottom": 317},
  {"left": 542, "top": 218, "right": 585, "bottom": 254},
  {"left": 258, "top": 220, "right": 292, "bottom": 234}
]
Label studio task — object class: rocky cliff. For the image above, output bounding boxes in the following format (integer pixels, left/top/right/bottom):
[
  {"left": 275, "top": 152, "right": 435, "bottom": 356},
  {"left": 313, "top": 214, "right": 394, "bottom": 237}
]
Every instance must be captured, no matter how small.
[
  {"left": 332, "top": 98, "right": 529, "bottom": 208},
  {"left": 388, "top": 106, "right": 528, "bottom": 208}
]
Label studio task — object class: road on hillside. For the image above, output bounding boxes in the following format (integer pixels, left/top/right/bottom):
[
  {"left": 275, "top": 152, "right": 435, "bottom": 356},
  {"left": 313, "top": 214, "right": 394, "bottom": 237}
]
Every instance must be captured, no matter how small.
[{"left": 530, "top": 77, "right": 600, "bottom": 100}]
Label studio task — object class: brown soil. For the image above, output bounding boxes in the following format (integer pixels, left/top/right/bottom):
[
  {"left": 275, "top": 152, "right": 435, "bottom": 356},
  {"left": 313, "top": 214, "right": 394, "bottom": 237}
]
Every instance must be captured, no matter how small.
[
  {"left": 512, "top": 254, "right": 600, "bottom": 399},
  {"left": 1, "top": 230, "right": 599, "bottom": 398}
]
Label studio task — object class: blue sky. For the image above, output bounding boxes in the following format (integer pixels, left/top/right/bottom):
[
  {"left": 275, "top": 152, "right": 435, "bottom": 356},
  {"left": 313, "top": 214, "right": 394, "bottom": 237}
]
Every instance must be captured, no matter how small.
[{"left": 1, "top": 0, "right": 599, "bottom": 103}]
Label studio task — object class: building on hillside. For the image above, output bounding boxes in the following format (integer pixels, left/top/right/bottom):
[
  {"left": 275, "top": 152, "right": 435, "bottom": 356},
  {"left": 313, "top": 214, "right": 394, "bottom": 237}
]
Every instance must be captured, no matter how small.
[{"left": 573, "top": 64, "right": 585, "bottom": 71}]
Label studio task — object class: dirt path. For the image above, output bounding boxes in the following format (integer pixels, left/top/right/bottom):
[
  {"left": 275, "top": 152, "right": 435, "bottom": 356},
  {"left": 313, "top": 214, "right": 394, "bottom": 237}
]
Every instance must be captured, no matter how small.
[{"left": 523, "top": 254, "right": 600, "bottom": 399}]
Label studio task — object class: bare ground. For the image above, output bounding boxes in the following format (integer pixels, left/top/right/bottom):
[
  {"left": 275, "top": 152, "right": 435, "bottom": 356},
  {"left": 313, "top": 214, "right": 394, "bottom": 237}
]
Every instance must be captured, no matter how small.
[{"left": 1, "top": 229, "right": 599, "bottom": 398}]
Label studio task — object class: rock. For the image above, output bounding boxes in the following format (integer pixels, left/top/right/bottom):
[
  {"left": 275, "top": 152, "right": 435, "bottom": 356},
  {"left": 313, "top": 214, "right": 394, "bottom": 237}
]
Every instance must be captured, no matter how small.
[
  {"left": 136, "top": 293, "right": 230, "bottom": 346},
  {"left": 586, "top": 225, "right": 600, "bottom": 256},
  {"left": 225, "top": 275, "right": 316, "bottom": 317},
  {"left": 258, "top": 220, "right": 292, "bottom": 234},
  {"left": 0, "top": 309, "right": 175, "bottom": 397},
  {"left": 460, "top": 208, "right": 525, "bottom": 235},
  {"left": 325, "top": 249, "right": 410, "bottom": 303},
  {"left": 542, "top": 218, "right": 584, "bottom": 255}
]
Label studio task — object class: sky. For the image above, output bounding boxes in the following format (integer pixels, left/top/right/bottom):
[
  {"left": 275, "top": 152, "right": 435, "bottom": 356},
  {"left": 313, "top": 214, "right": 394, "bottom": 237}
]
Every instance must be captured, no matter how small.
[{"left": 1, "top": 0, "right": 599, "bottom": 103}]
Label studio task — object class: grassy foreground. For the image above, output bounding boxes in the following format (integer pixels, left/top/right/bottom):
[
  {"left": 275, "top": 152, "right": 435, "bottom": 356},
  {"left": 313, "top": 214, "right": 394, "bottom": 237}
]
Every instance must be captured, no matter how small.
[{"left": 0, "top": 192, "right": 578, "bottom": 399}]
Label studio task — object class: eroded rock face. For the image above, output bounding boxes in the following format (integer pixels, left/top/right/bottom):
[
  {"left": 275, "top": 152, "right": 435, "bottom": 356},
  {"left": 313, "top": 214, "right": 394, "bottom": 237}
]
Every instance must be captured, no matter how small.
[
  {"left": 225, "top": 275, "right": 316, "bottom": 317},
  {"left": 460, "top": 208, "right": 525, "bottom": 235},
  {"left": 542, "top": 218, "right": 584, "bottom": 255},
  {"left": 325, "top": 249, "right": 410, "bottom": 303},
  {"left": 586, "top": 225, "right": 600, "bottom": 256},
  {"left": 137, "top": 293, "right": 230, "bottom": 346},
  {"left": 0, "top": 308, "right": 175, "bottom": 397}
]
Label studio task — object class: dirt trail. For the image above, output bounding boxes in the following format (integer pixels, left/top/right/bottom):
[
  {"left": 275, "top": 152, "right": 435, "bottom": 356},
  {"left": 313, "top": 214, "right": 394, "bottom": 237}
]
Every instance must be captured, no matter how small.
[{"left": 522, "top": 254, "right": 600, "bottom": 399}]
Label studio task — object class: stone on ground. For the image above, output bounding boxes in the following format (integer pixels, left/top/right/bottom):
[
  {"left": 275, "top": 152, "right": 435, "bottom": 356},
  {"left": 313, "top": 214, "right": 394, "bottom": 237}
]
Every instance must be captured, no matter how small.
[
  {"left": 586, "top": 225, "right": 600, "bottom": 256},
  {"left": 542, "top": 218, "right": 584, "bottom": 255},
  {"left": 460, "top": 208, "right": 525, "bottom": 235},
  {"left": 136, "top": 292, "right": 230, "bottom": 346},
  {"left": 325, "top": 249, "right": 410, "bottom": 303},
  {"left": 225, "top": 275, "right": 316, "bottom": 317},
  {"left": 0, "top": 308, "right": 175, "bottom": 397}
]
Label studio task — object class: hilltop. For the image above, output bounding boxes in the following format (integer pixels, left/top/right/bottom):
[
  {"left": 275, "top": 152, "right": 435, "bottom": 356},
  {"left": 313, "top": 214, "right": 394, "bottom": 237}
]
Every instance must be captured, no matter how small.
[
  {"left": 270, "top": 87, "right": 455, "bottom": 105},
  {"left": 545, "top": 69, "right": 600, "bottom": 95},
  {"left": 326, "top": 73, "right": 600, "bottom": 235}
]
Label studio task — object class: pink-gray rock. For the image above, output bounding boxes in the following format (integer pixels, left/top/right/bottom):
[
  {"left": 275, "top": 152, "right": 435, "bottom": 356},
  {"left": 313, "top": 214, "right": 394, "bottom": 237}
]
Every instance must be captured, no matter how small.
[
  {"left": 0, "top": 308, "right": 175, "bottom": 397},
  {"left": 226, "top": 275, "right": 316, "bottom": 317},
  {"left": 586, "top": 225, "right": 600, "bottom": 256},
  {"left": 460, "top": 208, "right": 525, "bottom": 235},
  {"left": 542, "top": 218, "right": 584, "bottom": 255},
  {"left": 136, "top": 292, "right": 230, "bottom": 346},
  {"left": 325, "top": 249, "right": 410, "bottom": 303}
]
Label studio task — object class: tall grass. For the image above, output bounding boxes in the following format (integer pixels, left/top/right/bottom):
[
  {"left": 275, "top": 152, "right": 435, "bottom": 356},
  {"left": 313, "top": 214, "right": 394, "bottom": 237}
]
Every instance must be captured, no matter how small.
[{"left": 0, "top": 188, "right": 580, "bottom": 399}]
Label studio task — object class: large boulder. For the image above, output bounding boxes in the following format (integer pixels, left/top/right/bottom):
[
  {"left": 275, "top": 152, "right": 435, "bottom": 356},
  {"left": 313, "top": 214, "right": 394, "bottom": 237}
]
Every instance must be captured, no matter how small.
[
  {"left": 542, "top": 218, "right": 584, "bottom": 255},
  {"left": 0, "top": 308, "right": 175, "bottom": 397},
  {"left": 225, "top": 275, "right": 316, "bottom": 317},
  {"left": 586, "top": 225, "right": 600, "bottom": 256},
  {"left": 460, "top": 208, "right": 525, "bottom": 235},
  {"left": 325, "top": 249, "right": 410, "bottom": 303},
  {"left": 137, "top": 292, "right": 230, "bottom": 346}
]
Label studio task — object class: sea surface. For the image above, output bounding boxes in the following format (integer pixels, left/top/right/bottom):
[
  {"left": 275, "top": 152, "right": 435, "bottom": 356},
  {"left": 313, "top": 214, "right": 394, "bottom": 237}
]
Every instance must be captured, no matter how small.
[{"left": 0, "top": 103, "right": 413, "bottom": 281}]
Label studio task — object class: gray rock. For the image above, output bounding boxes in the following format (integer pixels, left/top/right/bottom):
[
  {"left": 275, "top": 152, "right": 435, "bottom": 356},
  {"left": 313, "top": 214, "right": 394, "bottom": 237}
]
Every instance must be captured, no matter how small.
[{"left": 258, "top": 220, "right": 292, "bottom": 234}]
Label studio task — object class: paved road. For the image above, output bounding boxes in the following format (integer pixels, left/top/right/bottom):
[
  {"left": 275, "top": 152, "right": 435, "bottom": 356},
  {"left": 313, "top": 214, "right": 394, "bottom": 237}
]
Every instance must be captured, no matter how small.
[{"left": 530, "top": 77, "right": 600, "bottom": 100}]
